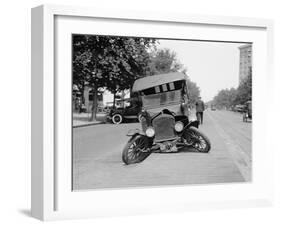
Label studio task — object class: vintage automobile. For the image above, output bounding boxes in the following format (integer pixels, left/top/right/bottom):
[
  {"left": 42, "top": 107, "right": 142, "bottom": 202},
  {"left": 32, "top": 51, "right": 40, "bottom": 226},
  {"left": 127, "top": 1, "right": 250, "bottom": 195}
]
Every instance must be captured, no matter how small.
[
  {"left": 122, "top": 72, "right": 211, "bottom": 165},
  {"left": 211, "top": 104, "right": 216, "bottom": 111},
  {"left": 234, "top": 104, "right": 245, "bottom": 113},
  {"left": 242, "top": 100, "right": 252, "bottom": 122},
  {"left": 108, "top": 98, "right": 142, "bottom": 124}
]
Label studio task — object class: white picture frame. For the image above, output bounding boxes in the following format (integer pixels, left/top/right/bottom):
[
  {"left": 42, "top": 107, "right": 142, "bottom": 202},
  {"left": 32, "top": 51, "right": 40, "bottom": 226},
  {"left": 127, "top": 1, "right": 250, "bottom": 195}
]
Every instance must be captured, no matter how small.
[{"left": 31, "top": 4, "right": 274, "bottom": 221}]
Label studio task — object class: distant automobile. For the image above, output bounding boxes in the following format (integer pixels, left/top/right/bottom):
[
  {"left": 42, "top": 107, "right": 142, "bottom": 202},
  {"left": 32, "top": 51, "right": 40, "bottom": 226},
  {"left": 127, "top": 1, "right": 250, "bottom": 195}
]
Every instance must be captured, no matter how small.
[
  {"left": 211, "top": 105, "right": 216, "bottom": 111},
  {"left": 234, "top": 104, "right": 246, "bottom": 113}
]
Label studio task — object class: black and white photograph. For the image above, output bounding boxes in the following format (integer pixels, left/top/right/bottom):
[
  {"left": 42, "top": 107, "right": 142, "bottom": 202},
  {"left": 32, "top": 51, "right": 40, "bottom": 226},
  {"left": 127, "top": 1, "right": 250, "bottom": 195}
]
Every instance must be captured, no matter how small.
[{"left": 72, "top": 35, "right": 252, "bottom": 190}]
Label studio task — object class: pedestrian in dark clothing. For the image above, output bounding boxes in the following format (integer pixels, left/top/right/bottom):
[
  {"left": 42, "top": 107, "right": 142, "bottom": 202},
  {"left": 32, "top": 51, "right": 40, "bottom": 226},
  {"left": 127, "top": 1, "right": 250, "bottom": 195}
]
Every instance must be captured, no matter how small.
[{"left": 195, "top": 97, "right": 205, "bottom": 124}]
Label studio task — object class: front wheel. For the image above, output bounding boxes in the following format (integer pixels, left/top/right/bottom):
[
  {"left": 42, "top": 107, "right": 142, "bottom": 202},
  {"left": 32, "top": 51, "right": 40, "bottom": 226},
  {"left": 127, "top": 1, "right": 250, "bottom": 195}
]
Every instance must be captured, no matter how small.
[
  {"left": 122, "top": 135, "right": 151, "bottom": 165},
  {"left": 182, "top": 127, "right": 211, "bottom": 153},
  {"left": 112, "top": 114, "right": 123, "bottom": 124}
]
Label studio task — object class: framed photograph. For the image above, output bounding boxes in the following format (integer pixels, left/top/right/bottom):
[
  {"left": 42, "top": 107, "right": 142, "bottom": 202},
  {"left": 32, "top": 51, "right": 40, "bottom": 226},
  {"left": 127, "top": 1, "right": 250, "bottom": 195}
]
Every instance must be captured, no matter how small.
[{"left": 31, "top": 4, "right": 274, "bottom": 221}]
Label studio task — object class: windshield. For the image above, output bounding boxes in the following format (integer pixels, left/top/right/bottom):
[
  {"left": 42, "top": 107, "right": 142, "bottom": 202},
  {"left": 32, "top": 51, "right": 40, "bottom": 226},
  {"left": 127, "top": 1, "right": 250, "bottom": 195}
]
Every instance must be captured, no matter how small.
[{"left": 141, "top": 90, "right": 182, "bottom": 109}]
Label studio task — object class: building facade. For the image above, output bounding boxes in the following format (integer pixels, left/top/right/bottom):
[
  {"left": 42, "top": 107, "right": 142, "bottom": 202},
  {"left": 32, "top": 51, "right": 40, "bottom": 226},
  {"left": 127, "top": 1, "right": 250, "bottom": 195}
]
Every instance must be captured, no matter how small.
[{"left": 238, "top": 44, "right": 252, "bottom": 84}]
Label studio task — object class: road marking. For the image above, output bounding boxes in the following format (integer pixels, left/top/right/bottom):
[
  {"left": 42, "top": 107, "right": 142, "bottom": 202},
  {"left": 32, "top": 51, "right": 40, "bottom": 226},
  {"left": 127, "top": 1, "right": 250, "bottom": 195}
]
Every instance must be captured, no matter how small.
[{"left": 206, "top": 111, "right": 252, "bottom": 181}]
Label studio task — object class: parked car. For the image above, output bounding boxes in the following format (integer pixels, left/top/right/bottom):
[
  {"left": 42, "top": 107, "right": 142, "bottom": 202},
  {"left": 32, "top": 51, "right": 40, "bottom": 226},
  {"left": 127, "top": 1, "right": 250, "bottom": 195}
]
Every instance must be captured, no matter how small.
[
  {"left": 101, "top": 105, "right": 114, "bottom": 114},
  {"left": 234, "top": 104, "right": 246, "bottom": 113},
  {"left": 107, "top": 98, "right": 142, "bottom": 124},
  {"left": 121, "top": 72, "right": 211, "bottom": 164},
  {"left": 211, "top": 105, "right": 216, "bottom": 111}
]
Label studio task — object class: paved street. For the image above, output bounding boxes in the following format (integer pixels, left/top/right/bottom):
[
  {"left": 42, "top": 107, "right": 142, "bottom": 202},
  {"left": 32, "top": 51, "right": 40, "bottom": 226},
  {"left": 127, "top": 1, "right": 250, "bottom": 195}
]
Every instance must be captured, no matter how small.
[{"left": 73, "top": 110, "right": 251, "bottom": 190}]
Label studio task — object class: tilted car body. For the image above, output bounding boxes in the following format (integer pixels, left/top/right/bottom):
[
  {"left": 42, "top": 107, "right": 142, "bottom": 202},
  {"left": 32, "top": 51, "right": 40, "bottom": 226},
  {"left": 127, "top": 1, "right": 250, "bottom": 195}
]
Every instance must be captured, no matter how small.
[{"left": 122, "top": 72, "right": 211, "bottom": 164}]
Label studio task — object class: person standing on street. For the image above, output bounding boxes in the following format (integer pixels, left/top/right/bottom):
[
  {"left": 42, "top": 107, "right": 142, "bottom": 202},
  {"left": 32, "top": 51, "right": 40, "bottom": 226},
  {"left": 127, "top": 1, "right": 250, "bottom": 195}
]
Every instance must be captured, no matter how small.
[{"left": 195, "top": 97, "right": 205, "bottom": 124}]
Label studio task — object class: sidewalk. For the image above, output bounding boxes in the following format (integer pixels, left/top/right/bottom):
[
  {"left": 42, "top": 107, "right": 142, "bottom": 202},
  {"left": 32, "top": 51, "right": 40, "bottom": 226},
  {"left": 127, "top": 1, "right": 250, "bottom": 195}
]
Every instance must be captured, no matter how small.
[{"left": 73, "top": 112, "right": 107, "bottom": 128}]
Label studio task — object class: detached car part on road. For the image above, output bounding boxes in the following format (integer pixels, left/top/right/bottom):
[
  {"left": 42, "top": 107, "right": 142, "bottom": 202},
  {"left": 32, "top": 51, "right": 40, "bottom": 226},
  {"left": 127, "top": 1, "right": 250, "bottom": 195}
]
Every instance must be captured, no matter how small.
[{"left": 122, "top": 72, "right": 211, "bottom": 165}]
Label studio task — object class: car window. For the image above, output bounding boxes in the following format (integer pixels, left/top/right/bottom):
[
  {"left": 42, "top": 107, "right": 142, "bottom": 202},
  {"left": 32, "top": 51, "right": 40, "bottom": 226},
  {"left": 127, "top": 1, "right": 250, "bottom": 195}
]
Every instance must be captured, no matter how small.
[
  {"left": 141, "top": 80, "right": 184, "bottom": 95},
  {"left": 141, "top": 90, "right": 182, "bottom": 109}
]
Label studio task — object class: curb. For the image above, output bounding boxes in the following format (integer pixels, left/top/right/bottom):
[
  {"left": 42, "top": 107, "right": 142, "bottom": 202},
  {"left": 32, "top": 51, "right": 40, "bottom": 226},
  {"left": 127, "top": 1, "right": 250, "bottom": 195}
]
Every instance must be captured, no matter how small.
[{"left": 73, "top": 121, "right": 106, "bottom": 128}]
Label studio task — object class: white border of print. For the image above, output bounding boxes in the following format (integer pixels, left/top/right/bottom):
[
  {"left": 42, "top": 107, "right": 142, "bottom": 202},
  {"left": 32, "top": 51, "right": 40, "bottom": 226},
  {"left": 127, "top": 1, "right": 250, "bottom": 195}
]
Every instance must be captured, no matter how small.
[{"left": 31, "top": 4, "right": 274, "bottom": 221}]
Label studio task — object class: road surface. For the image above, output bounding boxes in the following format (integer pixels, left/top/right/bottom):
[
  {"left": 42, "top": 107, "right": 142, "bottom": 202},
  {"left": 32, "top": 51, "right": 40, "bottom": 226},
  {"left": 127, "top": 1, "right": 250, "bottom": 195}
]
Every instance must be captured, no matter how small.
[{"left": 72, "top": 109, "right": 251, "bottom": 190}]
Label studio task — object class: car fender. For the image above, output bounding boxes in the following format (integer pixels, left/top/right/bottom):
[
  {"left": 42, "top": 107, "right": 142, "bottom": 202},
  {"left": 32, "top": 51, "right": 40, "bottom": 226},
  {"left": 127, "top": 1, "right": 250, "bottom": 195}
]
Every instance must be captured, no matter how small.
[
  {"left": 184, "top": 120, "right": 199, "bottom": 129},
  {"left": 126, "top": 128, "right": 144, "bottom": 136}
]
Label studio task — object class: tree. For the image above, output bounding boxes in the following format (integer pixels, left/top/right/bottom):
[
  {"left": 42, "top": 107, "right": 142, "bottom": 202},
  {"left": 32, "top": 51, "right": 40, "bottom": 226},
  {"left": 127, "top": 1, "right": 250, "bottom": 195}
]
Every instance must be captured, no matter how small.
[
  {"left": 186, "top": 78, "right": 200, "bottom": 105},
  {"left": 148, "top": 48, "right": 182, "bottom": 75},
  {"left": 148, "top": 48, "right": 201, "bottom": 104},
  {"left": 181, "top": 70, "right": 200, "bottom": 104},
  {"left": 235, "top": 67, "right": 252, "bottom": 104},
  {"left": 212, "top": 67, "right": 252, "bottom": 108},
  {"left": 73, "top": 35, "right": 156, "bottom": 120},
  {"left": 213, "top": 88, "right": 237, "bottom": 109}
]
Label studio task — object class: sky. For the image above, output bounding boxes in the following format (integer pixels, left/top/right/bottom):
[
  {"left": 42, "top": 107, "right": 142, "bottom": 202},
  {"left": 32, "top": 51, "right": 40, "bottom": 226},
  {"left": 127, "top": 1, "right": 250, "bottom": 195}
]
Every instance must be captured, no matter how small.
[{"left": 157, "top": 39, "right": 244, "bottom": 102}]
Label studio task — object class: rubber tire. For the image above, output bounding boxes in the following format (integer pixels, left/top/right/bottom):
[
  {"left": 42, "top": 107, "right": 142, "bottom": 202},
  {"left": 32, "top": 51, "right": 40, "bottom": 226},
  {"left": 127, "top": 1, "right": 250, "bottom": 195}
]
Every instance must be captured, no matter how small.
[
  {"left": 137, "top": 113, "right": 143, "bottom": 123},
  {"left": 183, "top": 127, "right": 211, "bottom": 153},
  {"left": 112, "top": 114, "right": 123, "bottom": 124},
  {"left": 122, "top": 135, "right": 151, "bottom": 165}
]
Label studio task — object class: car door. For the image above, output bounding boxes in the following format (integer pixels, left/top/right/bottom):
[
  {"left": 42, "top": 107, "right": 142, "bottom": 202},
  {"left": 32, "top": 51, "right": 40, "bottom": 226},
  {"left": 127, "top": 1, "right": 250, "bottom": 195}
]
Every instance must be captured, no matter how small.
[{"left": 124, "top": 104, "right": 140, "bottom": 116}]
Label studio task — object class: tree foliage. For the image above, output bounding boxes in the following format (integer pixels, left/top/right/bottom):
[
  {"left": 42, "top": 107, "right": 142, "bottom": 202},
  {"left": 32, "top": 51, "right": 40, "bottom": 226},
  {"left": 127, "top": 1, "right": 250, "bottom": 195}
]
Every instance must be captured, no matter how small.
[
  {"left": 186, "top": 77, "right": 201, "bottom": 105},
  {"left": 73, "top": 35, "right": 156, "bottom": 92},
  {"left": 148, "top": 49, "right": 200, "bottom": 104},
  {"left": 235, "top": 67, "right": 252, "bottom": 104},
  {"left": 213, "top": 67, "right": 252, "bottom": 108},
  {"left": 148, "top": 48, "right": 182, "bottom": 75},
  {"left": 213, "top": 88, "right": 237, "bottom": 108}
]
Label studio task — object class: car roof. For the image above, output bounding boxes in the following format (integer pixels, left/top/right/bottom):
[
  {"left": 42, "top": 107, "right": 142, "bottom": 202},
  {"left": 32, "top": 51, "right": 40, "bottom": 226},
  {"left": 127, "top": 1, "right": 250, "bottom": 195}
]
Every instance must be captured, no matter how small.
[{"left": 132, "top": 72, "right": 186, "bottom": 92}]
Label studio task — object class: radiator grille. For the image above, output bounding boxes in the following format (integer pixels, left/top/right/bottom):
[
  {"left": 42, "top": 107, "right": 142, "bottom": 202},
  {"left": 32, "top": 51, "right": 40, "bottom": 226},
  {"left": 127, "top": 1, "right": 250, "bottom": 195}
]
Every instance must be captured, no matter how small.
[{"left": 152, "top": 114, "right": 176, "bottom": 142}]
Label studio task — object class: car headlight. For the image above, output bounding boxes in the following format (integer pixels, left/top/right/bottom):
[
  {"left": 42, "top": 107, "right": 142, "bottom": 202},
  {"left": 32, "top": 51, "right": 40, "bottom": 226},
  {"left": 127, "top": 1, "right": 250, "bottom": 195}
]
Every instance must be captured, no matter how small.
[
  {"left": 175, "top": 121, "right": 184, "bottom": 132},
  {"left": 145, "top": 127, "right": 155, "bottom": 137}
]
